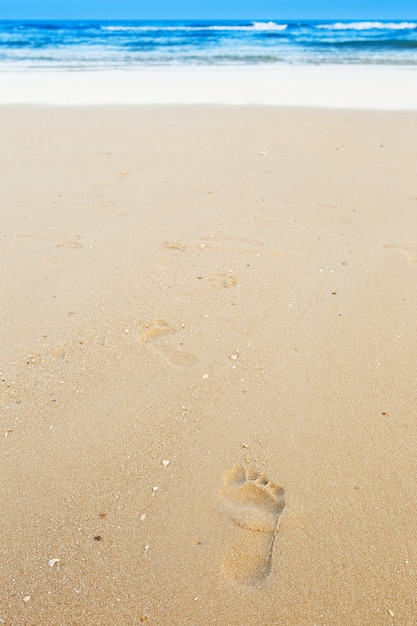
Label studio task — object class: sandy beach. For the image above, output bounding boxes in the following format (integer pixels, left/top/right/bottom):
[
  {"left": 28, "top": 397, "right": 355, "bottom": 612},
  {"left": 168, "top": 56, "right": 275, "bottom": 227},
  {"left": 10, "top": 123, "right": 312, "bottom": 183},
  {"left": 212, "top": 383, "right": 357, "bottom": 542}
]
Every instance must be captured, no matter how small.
[{"left": 1, "top": 105, "right": 417, "bottom": 625}]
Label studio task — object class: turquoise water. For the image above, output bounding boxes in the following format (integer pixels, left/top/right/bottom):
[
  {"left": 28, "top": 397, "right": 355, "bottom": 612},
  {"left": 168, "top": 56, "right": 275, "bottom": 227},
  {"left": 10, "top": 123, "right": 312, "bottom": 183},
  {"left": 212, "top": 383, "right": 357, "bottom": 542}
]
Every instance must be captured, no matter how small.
[{"left": 1, "top": 19, "right": 417, "bottom": 70}]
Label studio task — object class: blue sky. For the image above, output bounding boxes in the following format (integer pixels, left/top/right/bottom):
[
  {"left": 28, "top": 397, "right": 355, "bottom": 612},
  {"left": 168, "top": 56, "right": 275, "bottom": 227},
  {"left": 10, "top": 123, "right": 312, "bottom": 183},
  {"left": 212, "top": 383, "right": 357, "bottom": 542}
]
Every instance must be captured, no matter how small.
[{"left": 2, "top": 0, "right": 417, "bottom": 20}]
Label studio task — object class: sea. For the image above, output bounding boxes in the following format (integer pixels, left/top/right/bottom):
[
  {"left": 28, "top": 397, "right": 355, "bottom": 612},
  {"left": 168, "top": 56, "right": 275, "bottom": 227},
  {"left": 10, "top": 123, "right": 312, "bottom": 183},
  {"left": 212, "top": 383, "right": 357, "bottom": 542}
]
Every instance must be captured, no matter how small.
[
  {"left": 1, "top": 19, "right": 417, "bottom": 106},
  {"left": 1, "top": 19, "right": 417, "bottom": 70}
]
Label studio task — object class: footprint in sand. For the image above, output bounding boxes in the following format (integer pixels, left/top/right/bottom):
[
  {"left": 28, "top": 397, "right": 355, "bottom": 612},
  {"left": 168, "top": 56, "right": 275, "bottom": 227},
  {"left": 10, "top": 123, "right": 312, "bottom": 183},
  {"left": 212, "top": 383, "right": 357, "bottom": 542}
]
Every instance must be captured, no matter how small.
[
  {"left": 141, "top": 319, "right": 177, "bottom": 342},
  {"left": 141, "top": 320, "right": 198, "bottom": 368},
  {"left": 209, "top": 273, "right": 238, "bottom": 289},
  {"left": 221, "top": 463, "right": 285, "bottom": 586},
  {"left": 157, "top": 344, "right": 198, "bottom": 368},
  {"left": 380, "top": 243, "right": 417, "bottom": 264},
  {"left": 54, "top": 236, "right": 83, "bottom": 250},
  {"left": 158, "top": 241, "right": 186, "bottom": 252},
  {"left": 157, "top": 241, "right": 187, "bottom": 267}
]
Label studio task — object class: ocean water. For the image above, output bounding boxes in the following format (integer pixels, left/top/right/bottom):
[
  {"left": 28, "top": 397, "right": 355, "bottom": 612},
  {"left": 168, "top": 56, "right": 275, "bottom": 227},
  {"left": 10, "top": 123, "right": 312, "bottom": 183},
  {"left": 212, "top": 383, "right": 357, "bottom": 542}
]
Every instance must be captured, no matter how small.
[
  {"left": 1, "top": 19, "right": 417, "bottom": 71},
  {"left": 1, "top": 20, "right": 417, "bottom": 107}
]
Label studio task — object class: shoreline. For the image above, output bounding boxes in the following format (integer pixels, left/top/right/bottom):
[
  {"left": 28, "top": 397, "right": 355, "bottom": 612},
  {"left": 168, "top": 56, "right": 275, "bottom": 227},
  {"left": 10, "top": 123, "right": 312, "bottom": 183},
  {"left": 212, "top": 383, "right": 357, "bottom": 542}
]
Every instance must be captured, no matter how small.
[{"left": 1, "top": 64, "right": 417, "bottom": 108}]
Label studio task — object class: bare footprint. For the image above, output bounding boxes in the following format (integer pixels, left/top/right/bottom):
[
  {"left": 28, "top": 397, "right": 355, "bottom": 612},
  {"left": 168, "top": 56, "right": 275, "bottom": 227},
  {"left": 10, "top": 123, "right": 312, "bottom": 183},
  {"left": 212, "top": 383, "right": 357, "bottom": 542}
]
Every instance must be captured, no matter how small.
[
  {"left": 141, "top": 320, "right": 198, "bottom": 368},
  {"left": 158, "top": 241, "right": 186, "bottom": 252},
  {"left": 209, "top": 273, "right": 238, "bottom": 290},
  {"left": 158, "top": 344, "right": 198, "bottom": 368},
  {"left": 221, "top": 463, "right": 285, "bottom": 586},
  {"left": 54, "top": 236, "right": 83, "bottom": 250},
  {"left": 380, "top": 243, "right": 417, "bottom": 264},
  {"left": 141, "top": 320, "right": 177, "bottom": 342}
]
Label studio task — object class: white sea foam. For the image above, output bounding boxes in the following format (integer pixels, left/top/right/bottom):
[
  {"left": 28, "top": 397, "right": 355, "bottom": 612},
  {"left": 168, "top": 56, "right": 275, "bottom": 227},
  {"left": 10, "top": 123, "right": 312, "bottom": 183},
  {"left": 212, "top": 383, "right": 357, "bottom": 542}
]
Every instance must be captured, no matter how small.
[
  {"left": 100, "top": 22, "right": 288, "bottom": 32},
  {"left": 252, "top": 22, "right": 288, "bottom": 31},
  {"left": 318, "top": 21, "right": 417, "bottom": 31},
  {"left": 1, "top": 65, "right": 417, "bottom": 109}
]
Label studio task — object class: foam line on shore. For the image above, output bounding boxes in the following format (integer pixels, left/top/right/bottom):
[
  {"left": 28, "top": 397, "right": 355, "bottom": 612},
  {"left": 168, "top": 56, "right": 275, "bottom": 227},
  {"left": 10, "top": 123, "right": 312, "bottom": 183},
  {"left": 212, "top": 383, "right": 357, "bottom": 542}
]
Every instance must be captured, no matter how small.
[{"left": 1, "top": 65, "right": 417, "bottom": 108}]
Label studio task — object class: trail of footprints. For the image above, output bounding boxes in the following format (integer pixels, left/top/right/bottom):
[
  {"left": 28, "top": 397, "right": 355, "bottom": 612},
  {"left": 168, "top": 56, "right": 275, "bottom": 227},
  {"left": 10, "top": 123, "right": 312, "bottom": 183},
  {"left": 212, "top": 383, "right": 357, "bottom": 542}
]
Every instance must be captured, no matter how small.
[
  {"left": 221, "top": 463, "right": 285, "bottom": 586},
  {"left": 150, "top": 236, "right": 286, "bottom": 585}
]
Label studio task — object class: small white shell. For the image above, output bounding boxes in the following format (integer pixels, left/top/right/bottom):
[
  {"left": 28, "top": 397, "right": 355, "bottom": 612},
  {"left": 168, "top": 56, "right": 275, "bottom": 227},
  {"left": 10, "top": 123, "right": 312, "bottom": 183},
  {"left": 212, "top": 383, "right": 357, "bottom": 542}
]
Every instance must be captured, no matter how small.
[
  {"left": 48, "top": 558, "right": 61, "bottom": 568},
  {"left": 162, "top": 460, "right": 170, "bottom": 466}
]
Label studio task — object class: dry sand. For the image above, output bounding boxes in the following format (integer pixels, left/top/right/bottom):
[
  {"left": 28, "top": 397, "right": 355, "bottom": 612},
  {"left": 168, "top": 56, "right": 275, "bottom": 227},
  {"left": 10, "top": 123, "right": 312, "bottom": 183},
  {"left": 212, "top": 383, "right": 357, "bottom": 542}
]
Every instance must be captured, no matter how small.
[{"left": 1, "top": 106, "right": 417, "bottom": 625}]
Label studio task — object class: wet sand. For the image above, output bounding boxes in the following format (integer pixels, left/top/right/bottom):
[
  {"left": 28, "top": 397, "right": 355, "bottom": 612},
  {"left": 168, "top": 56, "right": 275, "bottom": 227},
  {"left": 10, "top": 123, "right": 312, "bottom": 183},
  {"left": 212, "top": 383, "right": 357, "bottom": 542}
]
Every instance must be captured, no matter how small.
[{"left": 1, "top": 106, "right": 417, "bottom": 625}]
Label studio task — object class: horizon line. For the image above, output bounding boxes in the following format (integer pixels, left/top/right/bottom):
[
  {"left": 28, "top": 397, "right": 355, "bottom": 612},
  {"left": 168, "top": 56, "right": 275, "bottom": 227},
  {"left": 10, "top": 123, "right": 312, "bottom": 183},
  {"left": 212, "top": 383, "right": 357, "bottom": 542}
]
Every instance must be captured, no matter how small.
[{"left": 1, "top": 16, "right": 417, "bottom": 21}]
